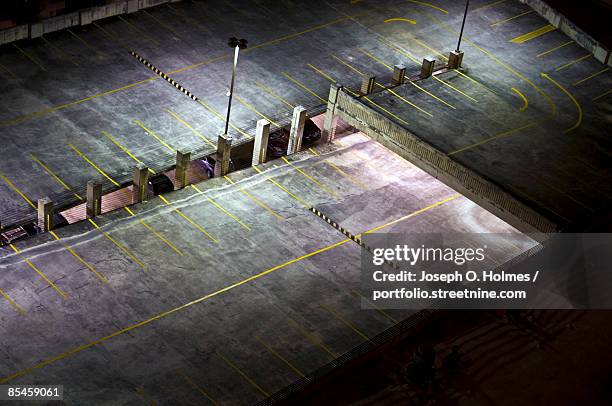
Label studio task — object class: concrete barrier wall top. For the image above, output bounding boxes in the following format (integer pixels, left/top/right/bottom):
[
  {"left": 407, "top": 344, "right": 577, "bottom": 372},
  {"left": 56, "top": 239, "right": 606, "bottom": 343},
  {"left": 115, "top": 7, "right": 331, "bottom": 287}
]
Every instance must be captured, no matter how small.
[
  {"left": 0, "top": 25, "right": 28, "bottom": 46},
  {"left": 42, "top": 12, "right": 80, "bottom": 34}
]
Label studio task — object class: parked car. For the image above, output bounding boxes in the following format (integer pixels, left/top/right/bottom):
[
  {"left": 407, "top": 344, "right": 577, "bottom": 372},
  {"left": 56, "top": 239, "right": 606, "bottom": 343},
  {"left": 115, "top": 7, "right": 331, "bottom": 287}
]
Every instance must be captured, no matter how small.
[{"left": 268, "top": 118, "right": 321, "bottom": 159}]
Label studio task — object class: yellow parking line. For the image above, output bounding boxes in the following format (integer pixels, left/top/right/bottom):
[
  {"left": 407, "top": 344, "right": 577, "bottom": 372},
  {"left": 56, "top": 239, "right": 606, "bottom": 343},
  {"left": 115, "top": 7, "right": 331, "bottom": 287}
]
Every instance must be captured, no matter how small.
[
  {"left": 13, "top": 43, "right": 48, "bottom": 72},
  {"left": 0, "top": 196, "right": 458, "bottom": 384},
  {"left": 158, "top": 195, "right": 218, "bottom": 243},
  {"left": 320, "top": 303, "right": 369, "bottom": 341},
  {"left": 307, "top": 63, "right": 336, "bottom": 82},
  {"left": 490, "top": 10, "right": 534, "bottom": 27},
  {"left": 10, "top": 244, "right": 68, "bottom": 298},
  {"left": 255, "top": 336, "right": 305, "bottom": 377},
  {"left": 0, "top": 288, "right": 26, "bottom": 315},
  {"left": 49, "top": 230, "right": 110, "bottom": 284},
  {"left": 67, "top": 28, "right": 105, "bottom": 57},
  {"left": 452, "top": 69, "right": 496, "bottom": 94},
  {"left": 405, "top": 0, "right": 448, "bottom": 14},
  {"left": 140, "top": 218, "right": 184, "bottom": 256},
  {"left": 357, "top": 48, "right": 393, "bottom": 70},
  {"left": 541, "top": 73, "right": 582, "bottom": 133},
  {"left": 68, "top": 143, "right": 120, "bottom": 187},
  {"left": 572, "top": 67, "right": 610, "bottom": 87},
  {"left": 448, "top": 122, "right": 537, "bottom": 155},
  {"left": 234, "top": 95, "right": 281, "bottom": 128},
  {"left": 216, "top": 351, "right": 270, "bottom": 397},
  {"left": 87, "top": 218, "right": 147, "bottom": 269},
  {"left": 510, "top": 24, "right": 555, "bottom": 44},
  {"left": 29, "top": 154, "right": 84, "bottom": 201},
  {"left": 555, "top": 54, "right": 591, "bottom": 71},
  {"left": 385, "top": 88, "right": 434, "bottom": 116},
  {"left": 536, "top": 40, "right": 574, "bottom": 58},
  {"left": 252, "top": 165, "right": 311, "bottom": 208},
  {"left": 93, "top": 22, "right": 129, "bottom": 50},
  {"left": 331, "top": 54, "right": 365, "bottom": 77},
  {"left": 0, "top": 62, "right": 16, "bottom": 80},
  {"left": 511, "top": 87, "right": 529, "bottom": 112},
  {"left": 41, "top": 36, "right": 78, "bottom": 66},
  {"left": 384, "top": 17, "right": 416, "bottom": 25},
  {"left": 255, "top": 82, "right": 296, "bottom": 109},
  {"left": 474, "top": 0, "right": 507, "bottom": 11},
  {"left": 134, "top": 120, "right": 174, "bottom": 152},
  {"left": 142, "top": 9, "right": 185, "bottom": 43},
  {"left": 287, "top": 316, "right": 339, "bottom": 358},
  {"left": 409, "top": 81, "right": 456, "bottom": 109},
  {"left": 118, "top": 16, "right": 160, "bottom": 45},
  {"left": 282, "top": 72, "right": 327, "bottom": 103},
  {"left": 432, "top": 75, "right": 478, "bottom": 103},
  {"left": 176, "top": 370, "right": 218, "bottom": 405},
  {"left": 195, "top": 99, "right": 252, "bottom": 139},
  {"left": 376, "top": 37, "right": 420, "bottom": 65},
  {"left": 351, "top": 289, "right": 398, "bottom": 324},
  {"left": 165, "top": 110, "right": 216, "bottom": 148},
  {"left": 224, "top": 175, "right": 284, "bottom": 221},
  {"left": 363, "top": 95, "right": 412, "bottom": 127},
  {"left": 281, "top": 156, "right": 338, "bottom": 198},
  {"left": 190, "top": 184, "right": 251, "bottom": 230},
  {"left": 100, "top": 131, "right": 156, "bottom": 175},
  {"left": 592, "top": 89, "right": 612, "bottom": 102},
  {"left": 308, "top": 148, "right": 368, "bottom": 190},
  {"left": 0, "top": 173, "right": 36, "bottom": 208}
]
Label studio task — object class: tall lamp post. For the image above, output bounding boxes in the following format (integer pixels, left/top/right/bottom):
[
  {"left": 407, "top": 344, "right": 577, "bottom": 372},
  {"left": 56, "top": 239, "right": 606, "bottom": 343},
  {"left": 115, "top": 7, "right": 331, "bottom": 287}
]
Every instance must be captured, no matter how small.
[
  {"left": 450, "top": 0, "right": 470, "bottom": 69},
  {"left": 456, "top": 0, "right": 470, "bottom": 52},
  {"left": 224, "top": 37, "right": 248, "bottom": 135}
]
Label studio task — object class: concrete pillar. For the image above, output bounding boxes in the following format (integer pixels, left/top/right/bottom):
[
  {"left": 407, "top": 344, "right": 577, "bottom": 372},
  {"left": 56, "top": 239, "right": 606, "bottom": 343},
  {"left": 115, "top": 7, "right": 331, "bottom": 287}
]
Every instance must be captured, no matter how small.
[
  {"left": 391, "top": 64, "right": 406, "bottom": 86},
  {"left": 448, "top": 50, "right": 464, "bottom": 69},
  {"left": 252, "top": 119, "right": 270, "bottom": 166},
  {"left": 214, "top": 134, "right": 232, "bottom": 177},
  {"left": 322, "top": 83, "right": 342, "bottom": 144},
  {"left": 175, "top": 150, "right": 191, "bottom": 189},
  {"left": 86, "top": 181, "right": 102, "bottom": 218},
  {"left": 421, "top": 57, "right": 435, "bottom": 78},
  {"left": 132, "top": 164, "right": 149, "bottom": 203},
  {"left": 360, "top": 76, "right": 376, "bottom": 95},
  {"left": 37, "top": 197, "right": 53, "bottom": 231},
  {"left": 287, "top": 106, "right": 307, "bottom": 155}
]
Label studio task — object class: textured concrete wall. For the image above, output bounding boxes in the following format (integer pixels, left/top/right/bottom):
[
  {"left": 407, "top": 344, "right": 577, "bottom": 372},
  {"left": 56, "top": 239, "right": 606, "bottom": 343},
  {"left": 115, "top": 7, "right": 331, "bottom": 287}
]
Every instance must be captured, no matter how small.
[
  {"left": 519, "top": 0, "right": 611, "bottom": 66},
  {"left": 333, "top": 90, "right": 559, "bottom": 234}
]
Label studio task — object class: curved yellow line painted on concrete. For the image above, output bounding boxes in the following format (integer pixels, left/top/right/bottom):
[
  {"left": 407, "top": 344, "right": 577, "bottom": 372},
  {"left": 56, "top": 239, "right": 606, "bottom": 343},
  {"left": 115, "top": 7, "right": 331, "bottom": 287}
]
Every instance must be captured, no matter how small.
[
  {"left": 405, "top": 0, "right": 448, "bottom": 14},
  {"left": 511, "top": 87, "right": 529, "bottom": 112},
  {"left": 384, "top": 17, "right": 417, "bottom": 25},
  {"left": 541, "top": 73, "right": 583, "bottom": 134}
]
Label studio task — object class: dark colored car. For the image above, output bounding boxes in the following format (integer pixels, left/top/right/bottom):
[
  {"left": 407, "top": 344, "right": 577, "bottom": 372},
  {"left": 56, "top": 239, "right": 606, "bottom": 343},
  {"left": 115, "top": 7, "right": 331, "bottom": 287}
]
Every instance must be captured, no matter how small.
[{"left": 268, "top": 118, "right": 321, "bottom": 159}]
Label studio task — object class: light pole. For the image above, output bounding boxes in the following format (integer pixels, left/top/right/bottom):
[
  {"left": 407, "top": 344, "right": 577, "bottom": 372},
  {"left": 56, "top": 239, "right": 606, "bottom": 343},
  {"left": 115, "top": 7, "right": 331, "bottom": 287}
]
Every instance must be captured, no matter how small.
[
  {"left": 456, "top": 0, "right": 470, "bottom": 52},
  {"left": 224, "top": 37, "right": 248, "bottom": 135}
]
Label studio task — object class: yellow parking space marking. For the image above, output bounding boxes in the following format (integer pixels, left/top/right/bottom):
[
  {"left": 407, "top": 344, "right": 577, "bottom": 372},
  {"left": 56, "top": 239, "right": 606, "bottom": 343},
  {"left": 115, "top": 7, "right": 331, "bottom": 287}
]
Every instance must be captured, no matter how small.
[
  {"left": 510, "top": 24, "right": 555, "bottom": 44},
  {"left": 308, "top": 148, "right": 368, "bottom": 190},
  {"left": 41, "top": 36, "right": 78, "bottom": 66},
  {"left": 282, "top": 72, "right": 327, "bottom": 103},
  {"left": 216, "top": 351, "right": 270, "bottom": 397},
  {"left": 191, "top": 184, "right": 251, "bottom": 230},
  {"left": 142, "top": 9, "right": 185, "bottom": 43},
  {"left": 383, "top": 18, "right": 447, "bottom": 59},
  {"left": 234, "top": 95, "right": 281, "bottom": 128},
  {"left": 320, "top": 303, "right": 369, "bottom": 341},
  {"left": 68, "top": 143, "right": 120, "bottom": 187},
  {"left": 287, "top": 316, "right": 339, "bottom": 358},
  {"left": 448, "top": 122, "right": 537, "bottom": 155},
  {"left": 87, "top": 218, "right": 146, "bottom": 269},
  {"left": 592, "top": 88, "right": 612, "bottom": 102},
  {"left": 331, "top": 54, "right": 365, "bottom": 77},
  {"left": 410, "top": 81, "right": 456, "bottom": 109},
  {"left": 385, "top": 88, "right": 434, "bottom": 116},
  {"left": 405, "top": 0, "right": 448, "bottom": 14},
  {"left": 100, "top": 131, "right": 156, "bottom": 175},
  {"left": 13, "top": 43, "right": 48, "bottom": 72},
  {"left": 351, "top": 289, "right": 398, "bottom": 324},
  {"left": 511, "top": 87, "right": 529, "bottom": 112},
  {"left": 360, "top": 95, "right": 412, "bottom": 126},
  {"left": 384, "top": 17, "right": 416, "bottom": 25},
  {"left": 376, "top": 37, "right": 420, "bottom": 64},
  {"left": 0, "top": 173, "right": 36, "bottom": 208},
  {"left": 255, "top": 336, "right": 305, "bottom": 377},
  {"left": 490, "top": 10, "right": 534, "bottom": 27},
  {"left": 195, "top": 99, "right": 252, "bottom": 139},
  {"left": 252, "top": 165, "right": 311, "bottom": 208},
  {"left": 158, "top": 194, "right": 218, "bottom": 243},
  {"left": 357, "top": 48, "right": 392, "bottom": 70},
  {"left": 118, "top": 16, "right": 160, "bottom": 46},
  {"left": 572, "top": 67, "right": 610, "bottom": 87},
  {"left": 10, "top": 244, "right": 67, "bottom": 298},
  {"left": 176, "top": 370, "right": 218, "bottom": 405},
  {"left": 0, "top": 196, "right": 458, "bottom": 384},
  {"left": 0, "top": 61, "right": 16, "bottom": 80},
  {"left": 134, "top": 120, "right": 174, "bottom": 152},
  {"left": 541, "top": 73, "right": 582, "bottom": 133},
  {"left": 135, "top": 387, "right": 157, "bottom": 405},
  {"left": 255, "top": 82, "right": 295, "bottom": 109},
  {"left": 536, "top": 40, "right": 574, "bottom": 58},
  {"left": 0, "top": 288, "right": 26, "bottom": 315},
  {"left": 166, "top": 4, "right": 211, "bottom": 34},
  {"left": 281, "top": 156, "right": 338, "bottom": 198},
  {"left": 474, "top": 0, "right": 507, "bottom": 11},
  {"left": 165, "top": 110, "right": 216, "bottom": 148},
  {"left": 30, "top": 154, "right": 84, "bottom": 201},
  {"left": 307, "top": 63, "right": 335, "bottom": 82},
  {"left": 93, "top": 22, "right": 130, "bottom": 50},
  {"left": 555, "top": 54, "right": 591, "bottom": 71},
  {"left": 123, "top": 207, "right": 184, "bottom": 255},
  {"left": 432, "top": 75, "right": 477, "bottom": 103},
  {"left": 48, "top": 230, "right": 109, "bottom": 284},
  {"left": 452, "top": 68, "right": 495, "bottom": 95},
  {"left": 224, "top": 175, "right": 284, "bottom": 221},
  {"left": 67, "top": 28, "right": 105, "bottom": 57}
]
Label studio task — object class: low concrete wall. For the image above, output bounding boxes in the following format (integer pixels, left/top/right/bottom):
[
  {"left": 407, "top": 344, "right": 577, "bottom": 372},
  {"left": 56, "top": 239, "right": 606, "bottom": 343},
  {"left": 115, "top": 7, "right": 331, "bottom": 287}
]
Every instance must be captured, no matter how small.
[
  {"left": 333, "top": 89, "right": 559, "bottom": 234},
  {"left": 519, "top": 0, "right": 611, "bottom": 66},
  {"left": 0, "top": 25, "right": 28, "bottom": 45}
]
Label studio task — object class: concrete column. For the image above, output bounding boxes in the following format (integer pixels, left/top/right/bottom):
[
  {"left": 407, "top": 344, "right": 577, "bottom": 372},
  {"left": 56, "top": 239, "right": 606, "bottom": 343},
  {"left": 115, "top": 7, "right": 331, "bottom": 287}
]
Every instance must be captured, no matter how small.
[
  {"left": 132, "top": 164, "right": 149, "bottom": 203},
  {"left": 392, "top": 64, "right": 406, "bottom": 86},
  {"left": 252, "top": 119, "right": 270, "bottom": 166},
  {"left": 322, "top": 83, "right": 342, "bottom": 144},
  {"left": 360, "top": 76, "right": 376, "bottom": 95},
  {"left": 175, "top": 150, "right": 191, "bottom": 189},
  {"left": 214, "top": 134, "right": 232, "bottom": 177},
  {"left": 86, "top": 181, "right": 102, "bottom": 218},
  {"left": 448, "top": 50, "right": 464, "bottom": 69},
  {"left": 287, "top": 106, "right": 307, "bottom": 155},
  {"left": 421, "top": 57, "right": 435, "bottom": 78},
  {"left": 37, "top": 197, "right": 53, "bottom": 231}
]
